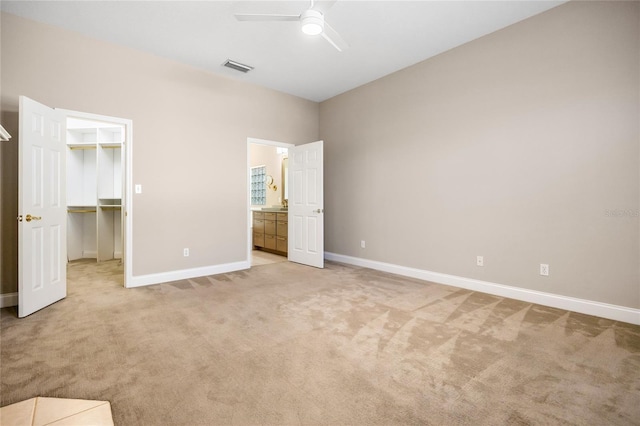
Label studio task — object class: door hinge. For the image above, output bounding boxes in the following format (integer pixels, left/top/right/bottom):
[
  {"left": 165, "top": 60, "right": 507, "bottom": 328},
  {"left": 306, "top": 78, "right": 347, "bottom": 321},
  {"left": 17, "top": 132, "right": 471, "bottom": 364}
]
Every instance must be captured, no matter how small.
[{"left": 17, "top": 215, "right": 23, "bottom": 222}]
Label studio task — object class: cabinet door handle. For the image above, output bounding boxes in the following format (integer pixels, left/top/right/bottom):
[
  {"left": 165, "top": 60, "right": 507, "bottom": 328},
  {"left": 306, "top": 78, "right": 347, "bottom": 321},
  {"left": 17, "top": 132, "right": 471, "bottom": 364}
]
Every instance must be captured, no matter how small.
[{"left": 25, "top": 214, "right": 42, "bottom": 222}]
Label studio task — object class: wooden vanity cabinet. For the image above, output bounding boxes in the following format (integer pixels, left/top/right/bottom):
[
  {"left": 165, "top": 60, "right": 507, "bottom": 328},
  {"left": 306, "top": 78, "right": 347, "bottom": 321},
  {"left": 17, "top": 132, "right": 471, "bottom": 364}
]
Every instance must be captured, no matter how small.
[
  {"left": 253, "top": 211, "right": 265, "bottom": 248},
  {"left": 276, "top": 213, "right": 288, "bottom": 254},
  {"left": 252, "top": 211, "right": 288, "bottom": 255},
  {"left": 264, "top": 212, "right": 277, "bottom": 250}
]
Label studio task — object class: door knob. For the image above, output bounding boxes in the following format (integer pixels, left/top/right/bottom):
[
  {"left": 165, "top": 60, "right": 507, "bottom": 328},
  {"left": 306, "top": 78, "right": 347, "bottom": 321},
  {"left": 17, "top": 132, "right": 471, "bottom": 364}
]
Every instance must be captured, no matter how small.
[
  {"left": 25, "top": 214, "right": 42, "bottom": 222},
  {"left": 313, "top": 209, "right": 324, "bottom": 213}
]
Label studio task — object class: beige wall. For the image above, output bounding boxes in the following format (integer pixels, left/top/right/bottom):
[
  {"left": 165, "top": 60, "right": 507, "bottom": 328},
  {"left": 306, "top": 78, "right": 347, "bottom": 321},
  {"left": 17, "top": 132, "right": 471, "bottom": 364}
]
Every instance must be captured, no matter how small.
[
  {"left": 0, "top": 13, "right": 319, "bottom": 293},
  {"left": 249, "top": 144, "right": 286, "bottom": 208},
  {"left": 320, "top": 1, "right": 639, "bottom": 308},
  {"left": 3, "top": 2, "right": 639, "bottom": 312}
]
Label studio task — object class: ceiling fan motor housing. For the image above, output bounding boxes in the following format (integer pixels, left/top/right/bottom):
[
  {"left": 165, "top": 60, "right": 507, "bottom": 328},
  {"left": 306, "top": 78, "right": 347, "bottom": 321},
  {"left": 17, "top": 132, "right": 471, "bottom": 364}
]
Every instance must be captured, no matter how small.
[{"left": 301, "top": 9, "right": 324, "bottom": 35}]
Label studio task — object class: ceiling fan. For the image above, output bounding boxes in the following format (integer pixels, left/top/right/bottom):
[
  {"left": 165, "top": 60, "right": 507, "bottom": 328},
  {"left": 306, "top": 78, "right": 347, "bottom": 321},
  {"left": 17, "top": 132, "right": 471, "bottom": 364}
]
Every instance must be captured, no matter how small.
[{"left": 234, "top": 0, "right": 349, "bottom": 52}]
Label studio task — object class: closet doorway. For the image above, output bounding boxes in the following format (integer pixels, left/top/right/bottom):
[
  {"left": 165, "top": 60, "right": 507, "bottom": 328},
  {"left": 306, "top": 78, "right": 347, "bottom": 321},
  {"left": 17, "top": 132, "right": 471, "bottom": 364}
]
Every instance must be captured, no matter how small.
[
  {"left": 17, "top": 96, "right": 133, "bottom": 317},
  {"left": 62, "top": 109, "right": 132, "bottom": 283}
]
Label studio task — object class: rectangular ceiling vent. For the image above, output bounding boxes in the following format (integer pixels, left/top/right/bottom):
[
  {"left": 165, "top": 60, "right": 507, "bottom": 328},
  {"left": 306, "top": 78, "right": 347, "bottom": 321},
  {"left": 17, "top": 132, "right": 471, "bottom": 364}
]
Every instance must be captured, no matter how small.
[{"left": 223, "top": 59, "right": 254, "bottom": 73}]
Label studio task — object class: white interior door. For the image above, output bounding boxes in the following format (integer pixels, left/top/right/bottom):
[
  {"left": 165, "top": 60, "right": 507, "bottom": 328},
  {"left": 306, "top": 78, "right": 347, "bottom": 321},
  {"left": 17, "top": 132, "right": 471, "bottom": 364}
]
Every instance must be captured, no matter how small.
[
  {"left": 18, "top": 96, "right": 67, "bottom": 317},
  {"left": 288, "top": 140, "right": 324, "bottom": 268}
]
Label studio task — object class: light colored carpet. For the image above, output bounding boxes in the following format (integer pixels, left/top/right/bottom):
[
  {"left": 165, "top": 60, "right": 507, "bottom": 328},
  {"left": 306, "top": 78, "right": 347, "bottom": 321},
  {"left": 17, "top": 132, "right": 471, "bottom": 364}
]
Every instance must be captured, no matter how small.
[{"left": 1, "top": 259, "right": 639, "bottom": 425}]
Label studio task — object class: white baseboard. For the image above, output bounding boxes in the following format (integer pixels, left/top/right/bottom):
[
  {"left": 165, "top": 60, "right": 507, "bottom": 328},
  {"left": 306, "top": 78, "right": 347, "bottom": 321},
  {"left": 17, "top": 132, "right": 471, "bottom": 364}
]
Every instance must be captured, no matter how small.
[
  {"left": 0, "top": 292, "right": 18, "bottom": 308},
  {"left": 127, "top": 260, "right": 251, "bottom": 288},
  {"left": 325, "top": 252, "right": 640, "bottom": 325}
]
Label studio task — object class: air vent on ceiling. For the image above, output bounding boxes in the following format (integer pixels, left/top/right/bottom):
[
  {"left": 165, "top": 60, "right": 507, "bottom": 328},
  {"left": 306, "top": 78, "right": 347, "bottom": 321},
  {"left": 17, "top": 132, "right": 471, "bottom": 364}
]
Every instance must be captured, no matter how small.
[{"left": 222, "top": 59, "right": 254, "bottom": 73}]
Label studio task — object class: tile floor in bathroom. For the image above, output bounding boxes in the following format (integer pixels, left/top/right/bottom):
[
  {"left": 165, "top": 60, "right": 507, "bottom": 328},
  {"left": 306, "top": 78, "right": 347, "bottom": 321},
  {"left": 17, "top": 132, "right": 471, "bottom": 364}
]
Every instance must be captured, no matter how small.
[{"left": 251, "top": 249, "right": 288, "bottom": 266}]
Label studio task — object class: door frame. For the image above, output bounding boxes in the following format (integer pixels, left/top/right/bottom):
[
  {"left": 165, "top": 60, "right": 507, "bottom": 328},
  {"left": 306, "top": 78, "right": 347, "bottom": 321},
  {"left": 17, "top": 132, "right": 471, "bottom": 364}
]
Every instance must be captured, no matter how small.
[
  {"left": 59, "top": 109, "right": 133, "bottom": 287},
  {"left": 246, "top": 137, "right": 294, "bottom": 265}
]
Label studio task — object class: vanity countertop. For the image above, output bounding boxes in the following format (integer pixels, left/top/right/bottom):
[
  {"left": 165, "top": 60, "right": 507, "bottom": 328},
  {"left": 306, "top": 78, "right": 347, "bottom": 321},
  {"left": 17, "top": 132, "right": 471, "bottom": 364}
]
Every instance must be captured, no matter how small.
[{"left": 251, "top": 207, "right": 288, "bottom": 213}]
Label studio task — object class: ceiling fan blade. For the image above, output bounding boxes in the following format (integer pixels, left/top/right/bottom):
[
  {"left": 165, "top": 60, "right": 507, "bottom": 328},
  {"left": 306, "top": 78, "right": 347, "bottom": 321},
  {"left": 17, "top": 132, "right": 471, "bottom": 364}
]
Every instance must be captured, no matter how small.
[
  {"left": 321, "top": 21, "right": 349, "bottom": 52},
  {"left": 234, "top": 14, "right": 300, "bottom": 22},
  {"left": 312, "top": 0, "right": 337, "bottom": 14}
]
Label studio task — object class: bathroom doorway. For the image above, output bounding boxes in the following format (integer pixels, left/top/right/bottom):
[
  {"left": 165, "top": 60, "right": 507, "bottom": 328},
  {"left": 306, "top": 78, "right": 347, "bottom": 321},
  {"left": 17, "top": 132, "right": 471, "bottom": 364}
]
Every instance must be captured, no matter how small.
[{"left": 247, "top": 138, "right": 294, "bottom": 267}]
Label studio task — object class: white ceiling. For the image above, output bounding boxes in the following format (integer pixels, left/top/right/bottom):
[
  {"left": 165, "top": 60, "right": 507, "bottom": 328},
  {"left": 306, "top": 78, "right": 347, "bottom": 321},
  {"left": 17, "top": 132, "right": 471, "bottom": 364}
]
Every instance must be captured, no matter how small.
[{"left": 1, "top": 1, "right": 566, "bottom": 102}]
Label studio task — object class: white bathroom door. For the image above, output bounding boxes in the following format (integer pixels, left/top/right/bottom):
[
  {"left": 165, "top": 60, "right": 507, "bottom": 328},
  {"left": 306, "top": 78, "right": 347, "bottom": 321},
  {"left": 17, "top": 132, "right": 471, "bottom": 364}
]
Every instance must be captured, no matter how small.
[
  {"left": 288, "top": 140, "right": 324, "bottom": 268},
  {"left": 18, "top": 96, "right": 67, "bottom": 317}
]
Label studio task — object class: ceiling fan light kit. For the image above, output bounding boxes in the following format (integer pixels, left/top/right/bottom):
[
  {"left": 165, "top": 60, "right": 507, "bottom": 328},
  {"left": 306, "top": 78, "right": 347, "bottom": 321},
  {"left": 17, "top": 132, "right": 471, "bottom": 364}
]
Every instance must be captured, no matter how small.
[
  {"left": 301, "top": 10, "right": 324, "bottom": 36},
  {"left": 234, "top": 0, "right": 349, "bottom": 52}
]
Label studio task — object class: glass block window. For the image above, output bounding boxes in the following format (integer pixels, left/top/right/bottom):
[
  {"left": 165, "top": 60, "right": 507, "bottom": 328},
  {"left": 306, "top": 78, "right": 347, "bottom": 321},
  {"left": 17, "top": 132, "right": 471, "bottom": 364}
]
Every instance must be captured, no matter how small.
[{"left": 250, "top": 165, "right": 266, "bottom": 205}]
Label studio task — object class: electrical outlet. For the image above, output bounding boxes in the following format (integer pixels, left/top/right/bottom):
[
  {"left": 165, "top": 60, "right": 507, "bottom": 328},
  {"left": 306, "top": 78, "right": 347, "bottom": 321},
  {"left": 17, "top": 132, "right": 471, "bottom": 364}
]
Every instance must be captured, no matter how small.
[
  {"left": 183, "top": 248, "right": 189, "bottom": 257},
  {"left": 540, "top": 263, "right": 549, "bottom": 276},
  {"left": 361, "top": 240, "right": 366, "bottom": 249},
  {"left": 477, "top": 256, "right": 484, "bottom": 267}
]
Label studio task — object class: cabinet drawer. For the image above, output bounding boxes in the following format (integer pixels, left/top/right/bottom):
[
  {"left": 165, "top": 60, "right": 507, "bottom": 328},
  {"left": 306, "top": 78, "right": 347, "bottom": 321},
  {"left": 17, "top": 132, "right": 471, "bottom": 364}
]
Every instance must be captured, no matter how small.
[
  {"left": 253, "top": 219, "right": 264, "bottom": 231},
  {"left": 276, "top": 236, "right": 288, "bottom": 253},
  {"left": 264, "top": 212, "right": 277, "bottom": 220},
  {"left": 276, "top": 212, "right": 288, "bottom": 221},
  {"left": 276, "top": 221, "right": 288, "bottom": 237},
  {"left": 253, "top": 211, "right": 264, "bottom": 220},
  {"left": 264, "top": 234, "right": 277, "bottom": 250},
  {"left": 253, "top": 231, "right": 264, "bottom": 247},
  {"left": 264, "top": 220, "right": 276, "bottom": 235}
]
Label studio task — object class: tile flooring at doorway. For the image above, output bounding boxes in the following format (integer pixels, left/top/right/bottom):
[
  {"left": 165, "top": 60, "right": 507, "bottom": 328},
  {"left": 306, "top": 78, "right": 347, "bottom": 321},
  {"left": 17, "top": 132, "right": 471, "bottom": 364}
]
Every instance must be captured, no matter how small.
[
  {"left": 251, "top": 250, "right": 288, "bottom": 267},
  {"left": 0, "top": 397, "right": 114, "bottom": 425}
]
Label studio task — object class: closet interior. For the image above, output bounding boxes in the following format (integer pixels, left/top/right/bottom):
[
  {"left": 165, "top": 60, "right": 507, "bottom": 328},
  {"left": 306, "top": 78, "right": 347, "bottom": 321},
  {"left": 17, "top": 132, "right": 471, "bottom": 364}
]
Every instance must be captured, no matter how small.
[{"left": 66, "top": 117, "right": 124, "bottom": 262}]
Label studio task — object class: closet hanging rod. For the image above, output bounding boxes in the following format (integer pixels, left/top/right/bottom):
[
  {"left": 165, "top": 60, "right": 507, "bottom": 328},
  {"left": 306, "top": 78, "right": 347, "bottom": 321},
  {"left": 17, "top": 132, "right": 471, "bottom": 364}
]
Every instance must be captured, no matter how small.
[
  {"left": 69, "top": 145, "right": 97, "bottom": 150},
  {"left": 67, "top": 208, "right": 96, "bottom": 213}
]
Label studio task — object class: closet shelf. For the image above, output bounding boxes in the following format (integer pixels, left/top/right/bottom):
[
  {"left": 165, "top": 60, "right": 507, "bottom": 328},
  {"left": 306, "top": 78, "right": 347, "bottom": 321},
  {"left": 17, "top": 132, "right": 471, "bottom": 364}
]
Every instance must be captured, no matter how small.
[
  {"left": 68, "top": 208, "right": 96, "bottom": 213},
  {"left": 69, "top": 145, "right": 97, "bottom": 150}
]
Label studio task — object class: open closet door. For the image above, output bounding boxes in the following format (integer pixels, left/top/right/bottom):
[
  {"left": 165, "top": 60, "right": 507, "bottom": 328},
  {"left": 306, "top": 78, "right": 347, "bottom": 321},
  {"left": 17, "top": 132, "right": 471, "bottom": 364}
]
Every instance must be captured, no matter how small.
[
  {"left": 18, "top": 96, "right": 67, "bottom": 317},
  {"left": 288, "top": 140, "right": 324, "bottom": 268}
]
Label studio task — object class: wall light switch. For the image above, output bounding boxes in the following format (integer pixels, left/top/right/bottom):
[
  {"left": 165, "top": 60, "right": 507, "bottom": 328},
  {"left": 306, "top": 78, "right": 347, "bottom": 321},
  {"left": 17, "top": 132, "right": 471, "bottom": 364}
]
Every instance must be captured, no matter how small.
[
  {"left": 476, "top": 256, "right": 484, "bottom": 267},
  {"left": 135, "top": 184, "right": 142, "bottom": 194}
]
